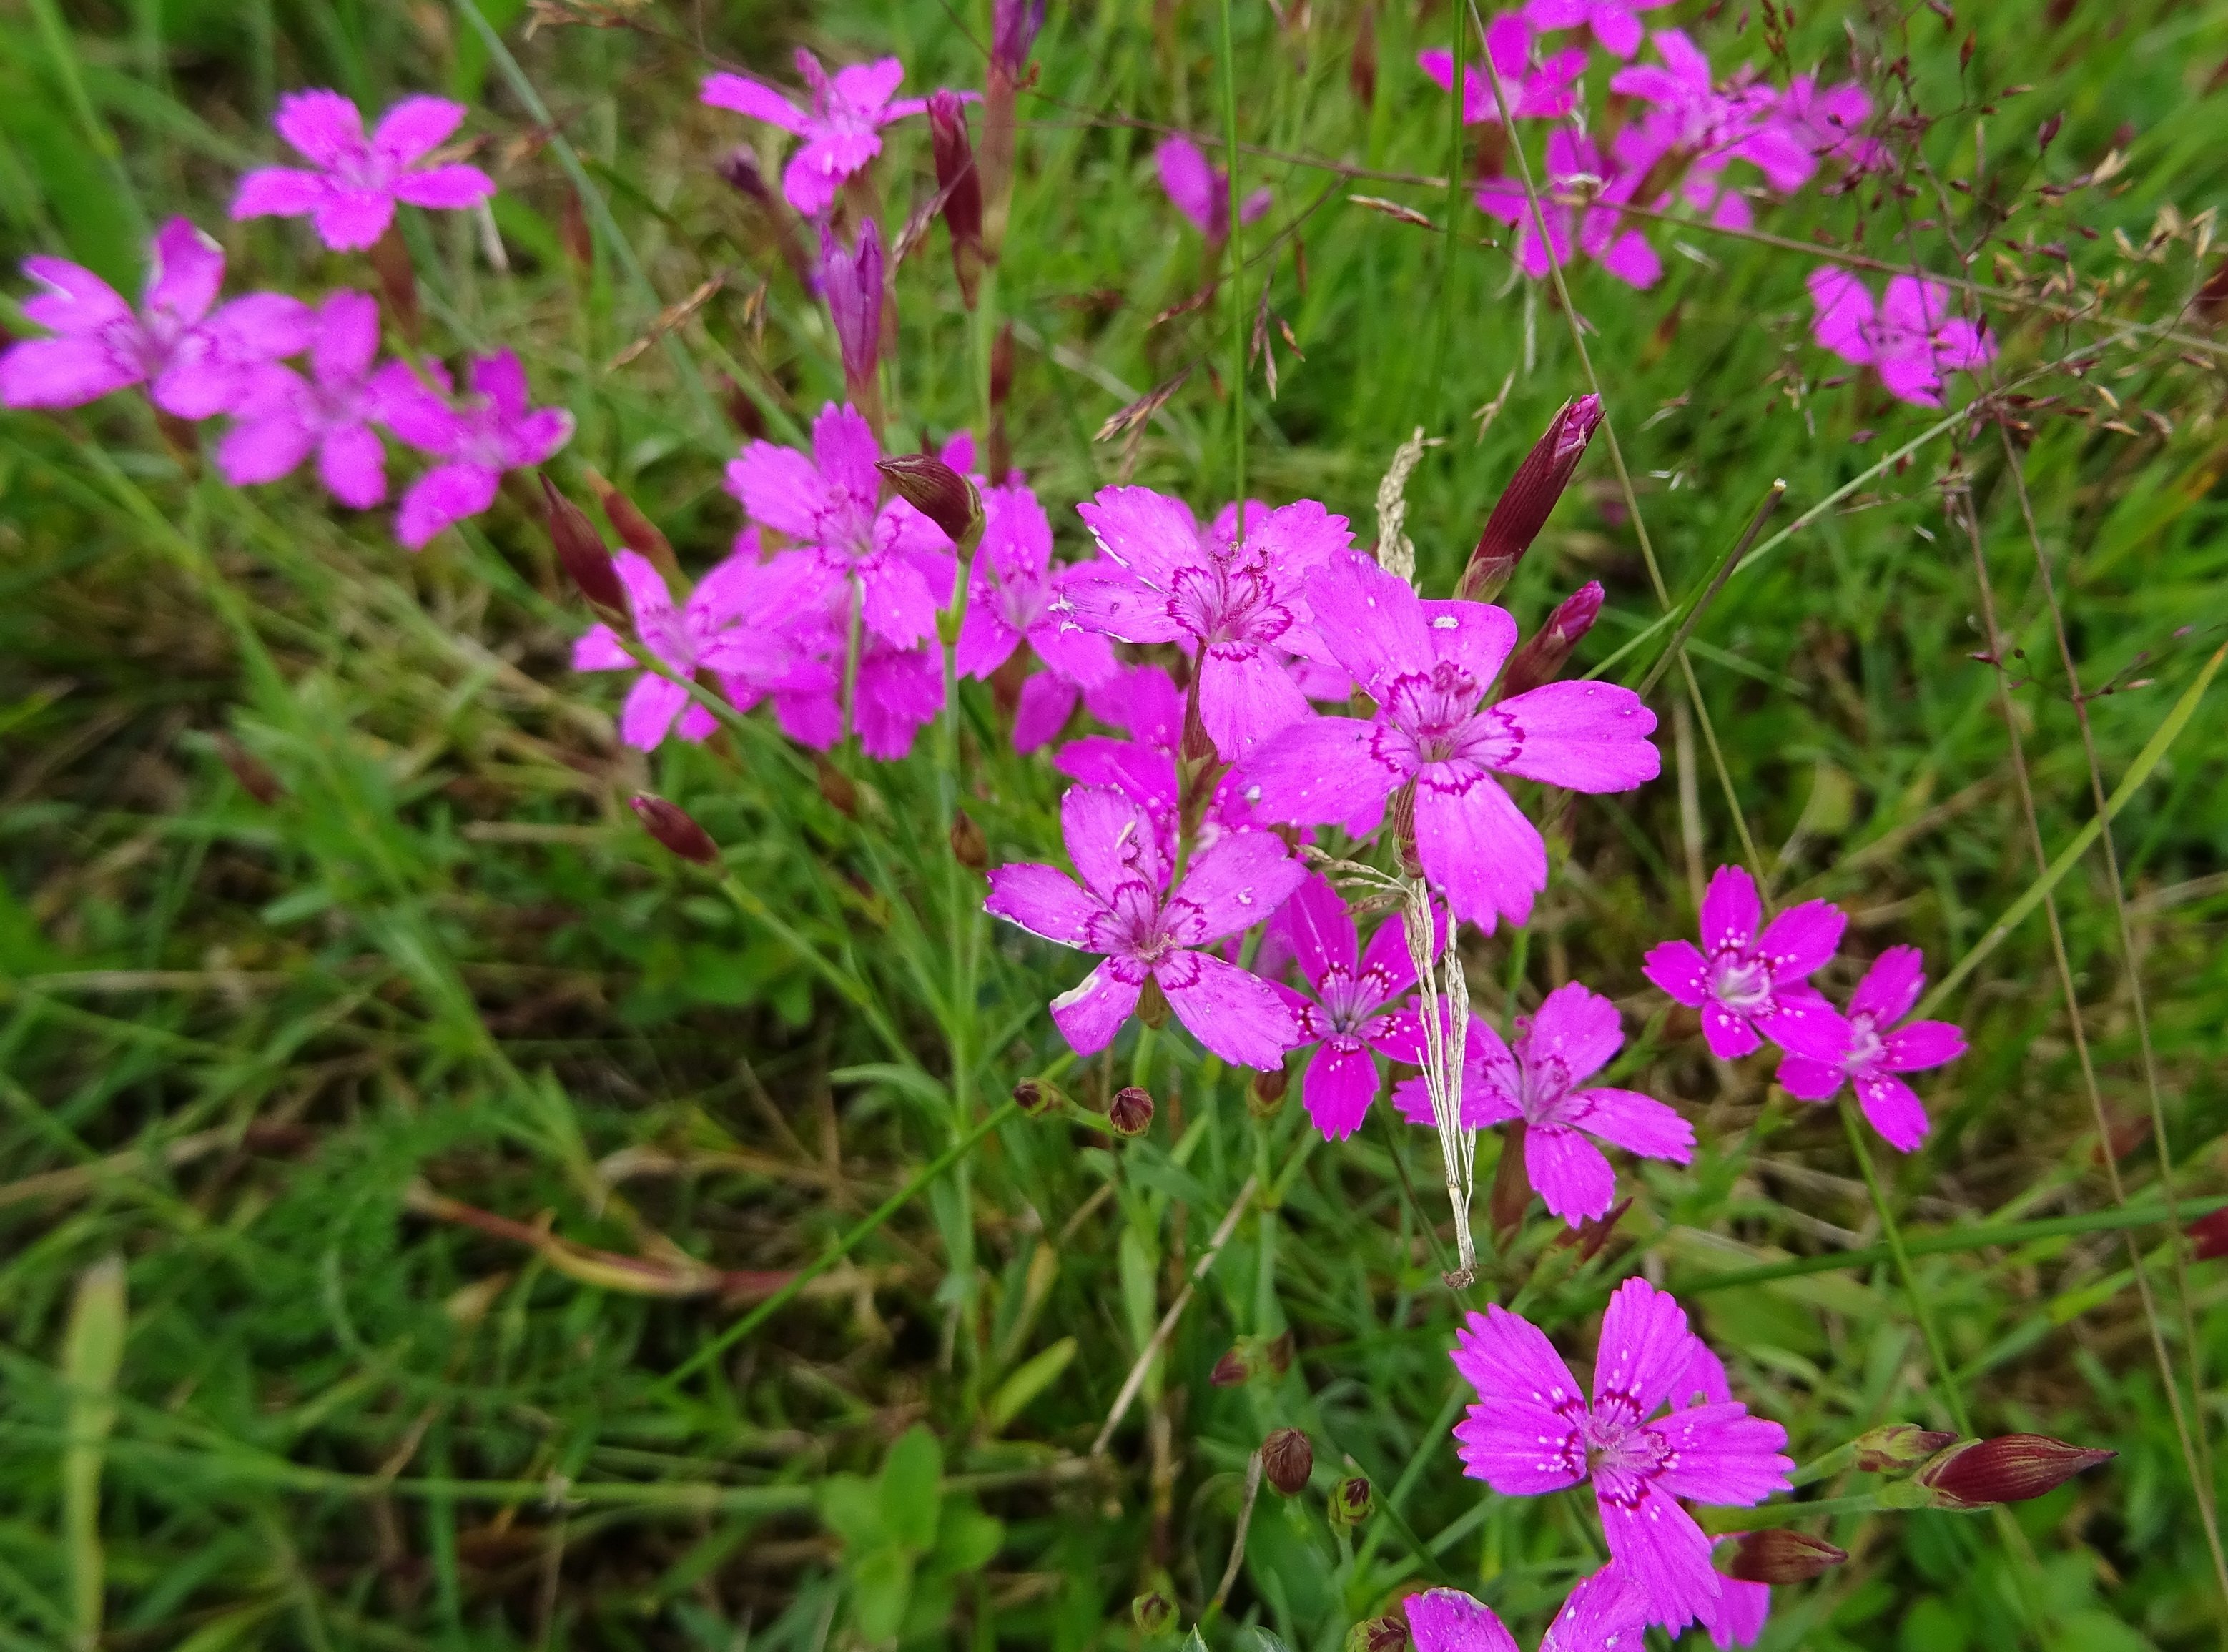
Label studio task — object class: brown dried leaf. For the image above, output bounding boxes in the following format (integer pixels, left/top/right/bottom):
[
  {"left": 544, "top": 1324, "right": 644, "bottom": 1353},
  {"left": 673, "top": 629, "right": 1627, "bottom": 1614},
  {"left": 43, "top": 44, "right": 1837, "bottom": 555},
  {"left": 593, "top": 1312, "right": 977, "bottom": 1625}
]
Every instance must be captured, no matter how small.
[{"left": 1095, "top": 365, "right": 1193, "bottom": 444}]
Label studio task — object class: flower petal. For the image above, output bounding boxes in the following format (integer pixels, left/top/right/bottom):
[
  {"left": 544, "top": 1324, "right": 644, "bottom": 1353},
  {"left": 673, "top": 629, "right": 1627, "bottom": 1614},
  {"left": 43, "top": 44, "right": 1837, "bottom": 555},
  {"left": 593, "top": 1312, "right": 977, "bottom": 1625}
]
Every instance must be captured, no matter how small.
[
  {"left": 619, "top": 671, "right": 689, "bottom": 750},
  {"left": 313, "top": 189, "right": 398, "bottom": 252},
  {"left": 700, "top": 72, "right": 813, "bottom": 135},
  {"left": 1592, "top": 1275, "right": 1700, "bottom": 1420},
  {"left": 217, "top": 407, "right": 316, "bottom": 485},
  {"left": 1848, "top": 944, "right": 1926, "bottom": 1024},
  {"left": 1154, "top": 948, "right": 1297, "bottom": 1069},
  {"left": 1855, "top": 1069, "right": 1931, "bottom": 1151},
  {"left": 1271, "top": 873, "right": 1360, "bottom": 994},
  {"left": 985, "top": 863, "right": 1103, "bottom": 947},
  {"left": 1241, "top": 715, "right": 1412, "bottom": 825},
  {"left": 1197, "top": 639, "right": 1311, "bottom": 760},
  {"left": 1521, "top": 981, "right": 1624, "bottom": 1091},
  {"left": 0, "top": 337, "right": 141, "bottom": 408},
  {"left": 1526, "top": 1123, "right": 1617, "bottom": 1225},
  {"left": 1012, "top": 671, "right": 1080, "bottom": 753},
  {"left": 1449, "top": 1306, "right": 1587, "bottom": 1494},
  {"left": 232, "top": 167, "right": 328, "bottom": 221},
  {"left": 1640, "top": 939, "right": 1709, "bottom": 1009},
  {"left": 1758, "top": 898, "right": 1844, "bottom": 979},
  {"left": 372, "top": 95, "right": 467, "bottom": 166},
  {"left": 1414, "top": 759, "right": 1544, "bottom": 933},
  {"left": 1881, "top": 1019, "right": 1965, "bottom": 1072},
  {"left": 1649, "top": 1402, "right": 1793, "bottom": 1505},
  {"left": 1168, "top": 830, "right": 1305, "bottom": 945},
  {"left": 1404, "top": 1588, "right": 1520, "bottom": 1652},
  {"left": 273, "top": 88, "right": 367, "bottom": 169},
  {"left": 143, "top": 217, "right": 226, "bottom": 327},
  {"left": 1301, "top": 1039, "right": 1380, "bottom": 1139},
  {"left": 1303, "top": 550, "right": 1436, "bottom": 693},
  {"left": 395, "top": 460, "right": 499, "bottom": 548},
  {"left": 1050, "top": 957, "right": 1147, "bottom": 1056},
  {"left": 1699, "top": 864, "right": 1761, "bottom": 954},
  {"left": 390, "top": 164, "right": 495, "bottom": 210}
]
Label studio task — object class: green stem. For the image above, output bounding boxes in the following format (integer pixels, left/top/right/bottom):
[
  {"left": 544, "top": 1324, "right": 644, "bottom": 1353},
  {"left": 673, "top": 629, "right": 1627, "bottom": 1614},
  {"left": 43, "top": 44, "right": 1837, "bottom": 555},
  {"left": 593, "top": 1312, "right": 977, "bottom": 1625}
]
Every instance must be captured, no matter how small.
[
  {"left": 1216, "top": 0, "right": 1247, "bottom": 531},
  {"left": 1841, "top": 1100, "right": 1973, "bottom": 1435}
]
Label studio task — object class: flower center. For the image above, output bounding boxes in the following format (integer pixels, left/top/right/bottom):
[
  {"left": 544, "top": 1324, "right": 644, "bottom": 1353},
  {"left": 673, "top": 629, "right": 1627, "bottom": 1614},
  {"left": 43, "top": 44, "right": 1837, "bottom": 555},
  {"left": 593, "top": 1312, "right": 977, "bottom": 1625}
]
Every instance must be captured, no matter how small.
[
  {"left": 1584, "top": 1414, "right": 1671, "bottom": 1479},
  {"left": 1844, "top": 1012, "right": 1883, "bottom": 1072},
  {"left": 1386, "top": 662, "right": 1482, "bottom": 760},
  {"left": 1709, "top": 951, "right": 1772, "bottom": 1011}
]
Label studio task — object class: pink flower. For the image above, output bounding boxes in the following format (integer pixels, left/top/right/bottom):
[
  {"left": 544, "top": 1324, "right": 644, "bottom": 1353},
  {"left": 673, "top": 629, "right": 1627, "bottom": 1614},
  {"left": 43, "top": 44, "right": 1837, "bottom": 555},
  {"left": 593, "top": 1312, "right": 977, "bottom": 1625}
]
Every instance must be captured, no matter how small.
[
  {"left": 1243, "top": 551, "right": 1659, "bottom": 933},
  {"left": 1695, "top": 1543, "right": 1771, "bottom": 1651},
  {"left": 992, "top": 0, "right": 1048, "bottom": 76},
  {"left": 1394, "top": 981, "right": 1692, "bottom": 1223},
  {"left": 0, "top": 217, "right": 310, "bottom": 417},
  {"left": 1451, "top": 1277, "right": 1793, "bottom": 1628},
  {"left": 700, "top": 52, "right": 930, "bottom": 219},
  {"left": 375, "top": 351, "right": 575, "bottom": 548},
  {"left": 571, "top": 532, "right": 830, "bottom": 751},
  {"left": 1774, "top": 946, "right": 1966, "bottom": 1152},
  {"left": 1406, "top": 1568, "right": 1649, "bottom": 1652},
  {"left": 726, "top": 402, "right": 956, "bottom": 649},
  {"left": 956, "top": 481, "right": 1120, "bottom": 752},
  {"left": 1258, "top": 875, "right": 1438, "bottom": 1140},
  {"left": 1417, "top": 14, "right": 1587, "bottom": 122},
  {"left": 1059, "top": 488, "right": 1354, "bottom": 761},
  {"left": 1808, "top": 269, "right": 1995, "bottom": 407},
  {"left": 1609, "top": 31, "right": 1782, "bottom": 174},
  {"left": 819, "top": 219, "right": 884, "bottom": 397},
  {"left": 1773, "top": 76, "right": 1884, "bottom": 174},
  {"left": 1153, "top": 135, "right": 1273, "bottom": 240},
  {"left": 217, "top": 290, "right": 391, "bottom": 508},
  {"left": 232, "top": 90, "right": 493, "bottom": 252},
  {"left": 1052, "top": 730, "right": 1267, "bottom": 872},
  {"left": 1641, "top": 865, "right": 1847, "bottom": 1061},
  {"left": 1475, "top": 131, "right": 1661, "bottom": 289},
  {"left": 985, "top": 783, "right": 1304, "bottom": 1068},
  {"left": 763, "top": 593, "right": 944, "bottom": 760},
  {"left": 1522, "top": 0, "right": 1672, "bottom": 60}
]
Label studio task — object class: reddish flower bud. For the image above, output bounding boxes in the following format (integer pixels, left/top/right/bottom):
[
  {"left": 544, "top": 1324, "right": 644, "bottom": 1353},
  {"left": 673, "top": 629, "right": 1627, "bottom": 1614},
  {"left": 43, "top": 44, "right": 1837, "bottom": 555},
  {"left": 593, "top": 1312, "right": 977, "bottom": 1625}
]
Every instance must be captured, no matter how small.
[
  {"left": 1011, "top": 1077, "right": 1065, "bottom": 1117},
  {"left": 814, "top": 754, "right": 858, "bottom": 816},
  {"left": 1721, "top": 1529, "right": 1848, "bottom": 1584},
  {"left": 1261, "top": 1427, "right": 1313, "bottom": 1495},
  {"left": 1458, "top": 395, "right": 1603, "bottom": 602},
  {"left": 990, "top": 322, "right": 1017, "bottom": 407},
  {"left": 1108, "top": 1085, "right": 1155, "bottom": 1138},
  {"left": 540, "top": 474, "right": 626, "bottom": 610},
  {"left": 215, "top": 733, "right": 285, "bottom": 806},
  {"left": 950, "top": 807, "right": 989, "bottom": 871},
  {"left": 928, "top": 90, "right": 985, "bottom": 307},
  {"left": 875, "top": 454, "right": 982, "bottom": 548},
  {"left": 1132, "top": 1591, "right": 1174, "bottom": 1635},
  {"left": 2189, "top": 1204, "right": 2228, "bottom": 1262},
  {"left": 1346, "top": 1618, "right": 1409, "bottom": 1652},
  {"left": 1488, "top": 1119, "right": 1533, "bottom": 1237},
  {"left": 990, "top": 0, "right": 1046, "bottom": 77},
  {"left": 1852, "top": 1422, "right": 1960, "bottom": 1474},
  {"left": 717, "top": 146, "right": 777, "bottom": 208},
  {"left": 588, "top": 470, "right": 678, "bottom": 580},
  {"left": 1916, "top": 1433, "right": 2116, "bottom": 1510},
  {"left": 630, "top": 794, "right": 720, "bottom": 865},
  {"left": 819, "top": 220, "right": 886, "bottom": 409},
  {"left": 1329, "top": 1474, "right": 1373, "bottom": 1529},
  {"left": 1211, "top": 1345, "right": 1253, "bottom": 1388},
  {"left": 1498, "top": 580, "right": 1605, "bottom": 700},
  {"left": 368, "top": 222, "right": 420, "bottom": 344},
  {"left": 1247, "top": 1064, "right": 1288, "bottom": 1119}
]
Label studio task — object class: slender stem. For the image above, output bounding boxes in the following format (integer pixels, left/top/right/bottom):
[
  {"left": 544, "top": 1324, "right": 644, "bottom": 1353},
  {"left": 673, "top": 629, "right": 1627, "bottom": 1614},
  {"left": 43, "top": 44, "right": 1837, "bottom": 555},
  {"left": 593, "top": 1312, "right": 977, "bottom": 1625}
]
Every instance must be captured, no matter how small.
[
  {"left": 1216, "top": 0, "right": 1247, "bottom": 534},
  {"left": 1840, "top": 1100, "right": 1972, "bottom": 1435},
  {"left": 1633, "top": 480, "right": 1785, "bottom": 701}
]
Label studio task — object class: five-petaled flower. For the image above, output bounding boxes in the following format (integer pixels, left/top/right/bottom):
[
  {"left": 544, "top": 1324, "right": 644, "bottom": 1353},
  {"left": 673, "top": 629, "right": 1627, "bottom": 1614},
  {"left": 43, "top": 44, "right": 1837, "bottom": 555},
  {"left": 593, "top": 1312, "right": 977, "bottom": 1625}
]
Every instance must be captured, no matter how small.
[
  {"left": 1244, "top": 551, "right": 1659, "bottom": 931},
  {"left": 218, "top": 290, "right": 393, "bottom": 508},
  {"left": 985, "top": 783, "right": 1304, "bottom": 1069},
  {"left": 700, "top": 51, "right": 931, "bottom": 219},
  {"left": 1153, "top": 136, "right": 1272, "bottom": 242},
  {"left": 0, "top": 217, "right": 309, "bottom": 417},
  {"left": 1395, "top": 981, "right": 1693, "bottom": 1224},
  {"left": 1405, "top": 1568, "right": 1648, "bottom": 1652},
  {"left": 1451, "top": 1277, "right": 1792, "bottom": 1629},
  {"left": 375, "top": 350, "right": 576, "bottom": 548},
  {"left": 1641, "top": 865, "right": 1845, "bottom": 1060},
  {"left": 1521, "top": 0, "right": 1672, "bottom": 61},
  {"left": 957, "top": 480, "right": 1120, "bottom": 752},
  {"left": 1475, "top": 129, "right": 1660, "bottom": 289},
  {"left": 1060, "top": 489, "right": 1353, "bottom": 761},
  {"left": 1418, "top": 16, "right": 1587, "bottom": 123},
  {"left": 232, "top": 90, "right": 494, "bottom": 252},
  {"left": 1774, "top": 946, "right": 1966, "bottom": 1151},
  {"left": 1808, "top": 269, "right": 1995, "bottom": 407}
]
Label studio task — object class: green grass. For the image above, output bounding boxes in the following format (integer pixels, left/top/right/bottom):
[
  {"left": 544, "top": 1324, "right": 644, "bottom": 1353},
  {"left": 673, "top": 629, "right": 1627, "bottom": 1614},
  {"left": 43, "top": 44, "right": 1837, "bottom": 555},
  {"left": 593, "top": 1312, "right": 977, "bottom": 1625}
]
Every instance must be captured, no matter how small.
[{"left": 4, "top": 1, "right": 2228, "bottom": 1648}]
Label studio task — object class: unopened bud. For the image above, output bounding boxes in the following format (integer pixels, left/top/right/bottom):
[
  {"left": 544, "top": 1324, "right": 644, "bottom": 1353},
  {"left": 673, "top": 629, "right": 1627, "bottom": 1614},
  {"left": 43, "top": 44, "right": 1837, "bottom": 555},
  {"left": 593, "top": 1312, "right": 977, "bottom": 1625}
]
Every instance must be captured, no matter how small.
[
  {"left": 560, "top": 185, "right": 593, "bottom": 268},
  {"left": 215, "top": 733, "right": 284, "bottom": 806},
  {"left": 1557, "top": 1195, "right": 1631, "bottom": 1264},
  {"left": 990, "top": 322, "right": 1017, "bottom": 407},
  {"left": 1134, "top": 974, "right": 1172, "bottom": 1031},
  {"left": 717, "top": 146, "right": 777, "bottom": 207},
  {"left": 629, "top": 794, "right": 720, "bottom": 865},
  {"left": 586, "top": 470, "right": 678, "bottom": 583},
  {"left": 814, "top": 755, "right": 857, "bottom": 816},
  {"left": 1329, "top": 1475, "right": 1373, "bottom": 1529},
  {"left": 1108, "top": 1086, "right": 1155, "bottom": 1138},
  {"left": 1498, "top": 580, "right": 1605, "bottom": 700},
  {"left": 1247, "top": 1064, "right": 1289, "bottom": 1119},
  {"left": 2189, "top": 1205, "right": 2228, "bottom": 1262},
  {"left": 819, "top": 220, "right": 886, "bottom": 410},
  {"left": 1345, "top": 1618, "right": 1409, "bottom": 1652},
  {"left": 368, "top": 222, "right": 420, "bottom": 343},
  {"left": 1131, "top": 1591, "right": 1174, "bottom": 1635},
  {"left": 990, "top": 0, "right": 1046, "bottom": 76},
  {"left": 2037, "top": 112, "right": 2063, "bottom": 152},
  {"left": 1012, "top": 1077, "right": 1065, "bottom": 1117},
  {"left": 1852, "top": 1423, "right": 1959, "bottom": 1474},
  {"left": 950, "top": 808, "right": 989, "bottom": 871},
  {"left": 541, "top": 475, "right": 626, "bottom": 610},
  {"left": 876, "top": 454, "right": 982, "bottom": 549},
  {"left": 719, "top": 375, "right": 768, "bottom": 440},
  {"left": 928, "top": 90, "right": 984, "bottom": 307},
  {"left": 1487, "top": 1119, "right": 1533, "bottom": 1237},
  {"left": 1387, "top": 780, "right": 1422, "bottom": 876},
  {"left": 1458, "top": 395, "right": 1602, "bottom": 602},
  {"left": 1261, "top": 1427, "right": 1313, "bottom": 1496},
  {"left": 1721, "top": 1529, "right": 1848, "bottom": 1584},
  {"left": 1915, "top": 1433, "right": 2116, "bottom": 1510},
  {"left": 1211, "top": 1345, "right": 1253, "bottom": 1388}
]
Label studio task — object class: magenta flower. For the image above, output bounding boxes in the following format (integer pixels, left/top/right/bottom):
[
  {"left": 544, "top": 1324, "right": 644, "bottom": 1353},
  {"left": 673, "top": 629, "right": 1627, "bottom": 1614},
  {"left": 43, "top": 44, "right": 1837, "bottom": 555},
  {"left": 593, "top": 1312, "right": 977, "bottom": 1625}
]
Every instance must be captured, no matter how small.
[
  {"left": 1258, "top": 875, "right": 1437, "bottom": 1140},
  {"left": 1088, "top": 663, "right": 1187, "bottom": 753},
  {"left": 700, "top": 52, "right": 929, "bottom": 219},
  {"left": 217, "top": 290, "right": 390, "bottom": 508},
  {"left": 232, "top": 90, "right": 493, "bottom": 252},
  {"left": 1244, "top": 551, "right": 1658, "bottom": 932},
  {"left": 1774, "top": 76, "right": 1883, "bottom": 174},
  {"left": 0, "top": 217, "right": 310, "bottom": 417},
  {"left": 761, "top": 595, "right": 942, "bottom": 760},
  {"left": 1808, "top": 269, "right": 1996, "bottom": 407},
  {"left": 727, "top": 402, "right": 956, "bottom": 649},
  {"left": 1476, "top": 129, "right": 1660, "bottom": 289},
  {"left": 1059, "top": 488, "right": 1353, "bottom": 761},
  {"left": 956, "top": 481, "right": 1120, "bottom": 752},
  {"left": 985, "top": 783, "right": 1304, "bottom": 1069},
  {"left": 1695, "top": 1545, "right": 1771, "bottom": 1651},
  {"left": 374, "top": 352, "right": 574, "bottom": 548},
  {"left": 819, "top": 219, "right": 884, "bottom": 400},
  {"left": 1522, "top": 0, "right": 1671, "bottom": 60},
  {"left": 1418, "top": 14, "right": 1587, "bottom": 122},
  {"left": 1406, "top": 1568, "right": 1648, "bottom": 1652},
  {"left": 1774, "top": 946, "right": 1966, "bottom": 1152},
  {"left": 571, "top": 534, "right": 829, "bottom": 751},
  {"left": 1052, "top": 732, "right": 1267, "bottom": 881},
  {"left": 1641, "top": 865, "right": 1847, "bottom": 1061},
  {"left": 1609, "top": 31, "right": 1788, "bottom": 178},
  {"left": 1394, "top": 982, "right": 1692, "bottom": 1224},
  {"left": 1451, "top": 1277, "right": 1793, "bottom": 1628},
  {"left": 1154, "top": 136, "right": 1272, "bottom": 241}
]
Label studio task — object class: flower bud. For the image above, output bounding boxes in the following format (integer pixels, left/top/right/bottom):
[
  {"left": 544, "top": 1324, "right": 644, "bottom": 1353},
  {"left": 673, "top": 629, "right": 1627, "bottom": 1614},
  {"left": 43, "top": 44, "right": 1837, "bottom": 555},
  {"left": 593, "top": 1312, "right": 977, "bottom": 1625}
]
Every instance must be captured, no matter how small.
[
  {"left": 1329, "top": 1475, "right": 1373, "bottom": 1529},
  {"left": 716, "top": 145, "right": 777, "bottom": 208},
  {"left": 1211, "top": 1345, "right": 1253, "bottom": 1388},
  {"left": 991, "top": 0, "right": 1046, "bottom": 76},
  {"left": 540, "top": 474, "right": 626, "bottom": 610},
  {"left": 1497, "top": 580, "right": 1605, "bottom": 700},
  {"left": 1851, "top": 1423, "right": 1960, "bottom": 1475},
  {"left": 630, "top": 794, "right": 720, "bottom": 865},
  {"left": 718, "top": 148, "right": 814, "bottom": 289},
  {"left": 719, "top": 374, "right": 768, "bottom": 440},
  {"left": 585, "top": 468, "right": 679, "bottom": 583},
  {"left": 1131, "top": 1591, "right": 1175, "bottom": 1635},
  {"left": 1457, "top": 395, "right": 1602, "bottom": 603},
  {"left": 215, "top": 733, "right": 285, "bottom": 806},
  {"left": 1915, "top": 1433, "right": 2116, "bottom": 1510},
  {"left": 819, "top": 220, "right": 886, "bottom": 412},
  {"left": 2189, "top": 1204, "right": 2228, "bottom": 1262},
  {"left": 368, "top": 222, "right": 420, "bottom": 344},
  {"left": 1261, "top": 1427, "right": 1313, "bottom": 1496},
  {"left": 1386, "top": 780, "right": 1422, "bottom": 876},
  {"left": 950, "top": 807, "right": 989, "bottom": 871},
  {"left": 1012, "top": 1077, "right": 1066, "bottom": 1117},
  {"left": 1487, "top": 1119, "right": 1533, "bottom": 1237},
  {"left": 814, "top": 753, "right": 858, "bottom": 817},
  {"left": 1346, "top": 1618, "right": 1409, "bottom": 1652},
  {"left": 1108, "top": 1086, "right": 1155, "bottom": 1138},
  {"left": 1721, "top": 1529, "right": 1848, "bottom": 1584},
  {"left": 1247, "top": 1064, "right": 1288, "bottom": 1119},
  {"left": 1134, "top": 974, "right": 1172, "bottom": 1031},
  {"left": 876, "top": 453, "right": 982, "bottom": 549},
  {"left": 928, "top": 90, "right": 984, "bottom": 308}
]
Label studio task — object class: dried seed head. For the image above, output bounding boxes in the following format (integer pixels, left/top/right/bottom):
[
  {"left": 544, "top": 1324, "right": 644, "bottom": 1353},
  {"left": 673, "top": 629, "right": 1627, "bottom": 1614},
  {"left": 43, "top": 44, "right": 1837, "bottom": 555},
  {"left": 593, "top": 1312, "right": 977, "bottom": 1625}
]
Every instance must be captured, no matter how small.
[
  {"left": 1498, "top": 580, "right": 1606, "bottom": 700},
  {"left": 629, "top": 795, "right": 720, "bottom": 865},
  {"left": 1131, "top": 1591, "right": 1175, "bottom": 1635},
  {"left": 1851, "top": 1422, "right": 1961, "bottom": 1474},
  {"left": 875, "top": 453, "right": 982, "bottom": 548},
  {"left": 1108, "top": 1086, "right": 1155, "bottom": 1138},
  {"left": 1916, "top": 1433, "right": 2116, "bottom": 1510},
  {"left": 1261, "top": 1427, "right": 1313, "bottom": 1496},
  {"left": 541, "top": 474, "right": 625, "bottom": 609},
  {"left": 1328, "top": 1475, "right": 1373, "bottom": 1529},
  {"left": 1722, "top": 1529, "right": 1848, "bottom": 1584},
  {"left": 949, "top": 808, "right": 989, "bottom": 871},
  {"left": 1458, "top": 395, "right": 1603, "bottom": 603}
]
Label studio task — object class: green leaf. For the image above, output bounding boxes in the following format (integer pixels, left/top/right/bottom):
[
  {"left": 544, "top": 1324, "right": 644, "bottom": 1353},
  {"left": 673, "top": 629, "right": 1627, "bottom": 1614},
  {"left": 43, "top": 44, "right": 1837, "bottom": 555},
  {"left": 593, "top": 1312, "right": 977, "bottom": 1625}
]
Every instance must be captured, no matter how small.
[
  {"left": 879, "top": 1425, "right": 943, "bottom": 1553},
  {"left": 62, "top": 1255, "right": 127, "bottom": 1651},
  {"left": 928, "top": 1505, "right": 1004, "bottom": 1576},
  {"left": 817, "top": 1473, "right": 883, "bottom": 1549},
  {"left": 849, "top": 1544, "right": 914, "bottom": 1643},
  {"left": 987, "top": 1336, "right": 1077, "bottom": 1433}
]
